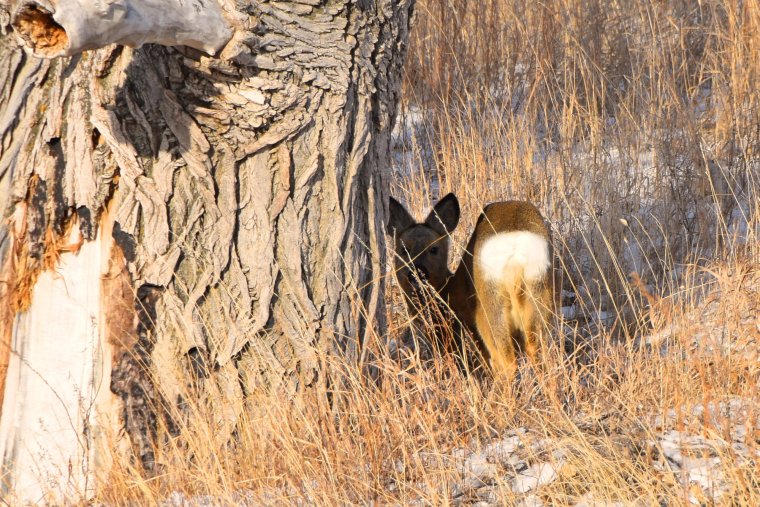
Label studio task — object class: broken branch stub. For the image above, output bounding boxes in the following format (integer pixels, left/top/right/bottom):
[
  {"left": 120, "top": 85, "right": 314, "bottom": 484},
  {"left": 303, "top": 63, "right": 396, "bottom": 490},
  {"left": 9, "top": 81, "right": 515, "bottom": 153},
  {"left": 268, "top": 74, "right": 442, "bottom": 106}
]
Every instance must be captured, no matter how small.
[{"left": 11, "top": 0, "right": 233, "bottom": 58}]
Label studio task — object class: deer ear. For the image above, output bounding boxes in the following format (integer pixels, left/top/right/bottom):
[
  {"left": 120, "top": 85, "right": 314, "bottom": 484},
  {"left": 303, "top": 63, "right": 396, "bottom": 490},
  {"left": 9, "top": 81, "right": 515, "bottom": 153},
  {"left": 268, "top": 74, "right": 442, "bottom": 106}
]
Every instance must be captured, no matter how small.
[
  {"left": 425, "top": 193, "right": 460, "bottom": 235},
  {"left": 387, "top": 197, "right": 415, "bottom": 235}
]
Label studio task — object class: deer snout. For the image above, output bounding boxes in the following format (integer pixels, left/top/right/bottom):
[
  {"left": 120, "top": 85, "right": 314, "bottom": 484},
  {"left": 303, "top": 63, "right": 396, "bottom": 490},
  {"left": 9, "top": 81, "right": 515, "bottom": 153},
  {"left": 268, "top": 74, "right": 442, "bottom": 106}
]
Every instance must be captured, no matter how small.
[{"left": 407, "top": 264, "right": 430, "bottom": 286}]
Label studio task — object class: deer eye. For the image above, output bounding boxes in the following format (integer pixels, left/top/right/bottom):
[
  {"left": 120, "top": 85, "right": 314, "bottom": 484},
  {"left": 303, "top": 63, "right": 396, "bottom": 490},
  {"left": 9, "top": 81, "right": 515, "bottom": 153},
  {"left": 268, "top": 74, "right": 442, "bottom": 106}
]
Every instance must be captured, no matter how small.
[{"left": 429, "top": 246, "right": 439, "bottom": 255}]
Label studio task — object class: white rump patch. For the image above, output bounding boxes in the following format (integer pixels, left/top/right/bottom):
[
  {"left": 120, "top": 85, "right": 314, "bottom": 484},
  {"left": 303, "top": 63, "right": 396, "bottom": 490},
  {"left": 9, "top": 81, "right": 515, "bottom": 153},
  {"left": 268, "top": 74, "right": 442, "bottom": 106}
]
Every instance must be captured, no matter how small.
[{"left": 478, "top": 231, "right": 550, "bottom": 283}]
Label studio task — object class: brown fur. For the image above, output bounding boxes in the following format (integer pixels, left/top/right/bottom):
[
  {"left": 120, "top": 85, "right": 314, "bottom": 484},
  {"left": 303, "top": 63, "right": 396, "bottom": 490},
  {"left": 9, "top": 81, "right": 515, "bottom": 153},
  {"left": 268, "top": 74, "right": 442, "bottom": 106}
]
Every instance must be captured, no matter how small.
[{"left": 388, "top": 195, "right": 554, "bottom": 377}]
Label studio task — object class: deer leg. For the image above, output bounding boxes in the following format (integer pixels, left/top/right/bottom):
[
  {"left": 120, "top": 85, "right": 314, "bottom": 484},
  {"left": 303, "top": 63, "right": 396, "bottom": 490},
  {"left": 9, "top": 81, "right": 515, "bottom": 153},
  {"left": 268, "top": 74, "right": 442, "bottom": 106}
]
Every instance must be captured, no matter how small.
[
  {"left": 521, "top": 283, "right": 553, "bottom": 364},
  {"left": 519, "top": 298, "right": 539, "bottom": 362},
  {"left": 476, "top": 294, "right": 517, "bottom": 379}
]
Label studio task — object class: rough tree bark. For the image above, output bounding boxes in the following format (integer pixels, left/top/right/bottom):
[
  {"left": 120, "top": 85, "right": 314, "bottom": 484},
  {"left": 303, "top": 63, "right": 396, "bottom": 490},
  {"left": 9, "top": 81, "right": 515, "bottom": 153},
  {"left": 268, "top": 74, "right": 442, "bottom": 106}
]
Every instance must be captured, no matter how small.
[{"left": 0, "top": 0, "right": 414, "bottom": 501}]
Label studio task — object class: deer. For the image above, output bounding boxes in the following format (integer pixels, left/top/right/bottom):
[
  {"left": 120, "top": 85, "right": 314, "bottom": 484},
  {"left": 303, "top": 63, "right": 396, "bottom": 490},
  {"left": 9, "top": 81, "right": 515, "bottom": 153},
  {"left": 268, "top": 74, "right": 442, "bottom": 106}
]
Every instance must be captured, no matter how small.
[{"left": 387, "top": 193, "right": 554, "bottom": 378}]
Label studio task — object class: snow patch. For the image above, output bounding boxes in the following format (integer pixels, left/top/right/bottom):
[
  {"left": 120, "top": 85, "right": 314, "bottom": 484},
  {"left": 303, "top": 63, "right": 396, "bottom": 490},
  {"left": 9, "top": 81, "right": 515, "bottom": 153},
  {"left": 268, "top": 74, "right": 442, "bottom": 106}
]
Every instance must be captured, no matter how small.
[{"left": 511, "top": 462, "right": 558, "bottom": 493}]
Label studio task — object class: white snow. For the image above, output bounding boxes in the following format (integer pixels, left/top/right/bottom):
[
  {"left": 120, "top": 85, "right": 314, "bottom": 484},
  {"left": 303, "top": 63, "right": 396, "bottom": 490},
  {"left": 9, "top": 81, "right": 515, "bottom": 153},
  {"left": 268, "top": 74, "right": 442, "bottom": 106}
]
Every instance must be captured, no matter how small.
[{"left": 511, "top": 462, "right": 558, "bottom": 493}]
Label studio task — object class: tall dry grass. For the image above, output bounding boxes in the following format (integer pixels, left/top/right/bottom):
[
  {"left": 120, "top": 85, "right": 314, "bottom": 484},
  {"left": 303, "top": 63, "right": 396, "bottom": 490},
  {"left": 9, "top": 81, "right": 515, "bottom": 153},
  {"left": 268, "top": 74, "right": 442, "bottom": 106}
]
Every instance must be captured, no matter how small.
[
  {"left": 95, "top": 1, "right": 759, "bottom": 505},
  {"left": 399, "top": 0, "right": 759, "bottom": 334},
  {"left": 97, "top": 262, "right": 759, "bottom": 505}
]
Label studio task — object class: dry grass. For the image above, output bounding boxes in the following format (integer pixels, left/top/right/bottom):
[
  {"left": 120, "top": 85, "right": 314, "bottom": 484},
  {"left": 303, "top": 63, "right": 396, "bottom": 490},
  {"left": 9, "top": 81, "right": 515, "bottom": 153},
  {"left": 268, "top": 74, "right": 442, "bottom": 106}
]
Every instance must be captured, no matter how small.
[
  {"left": 97, "top": 262, "right": 759, "bottom": 505},
  {"left": 95, "top": 0, "right": 759, "bottom": 505}
]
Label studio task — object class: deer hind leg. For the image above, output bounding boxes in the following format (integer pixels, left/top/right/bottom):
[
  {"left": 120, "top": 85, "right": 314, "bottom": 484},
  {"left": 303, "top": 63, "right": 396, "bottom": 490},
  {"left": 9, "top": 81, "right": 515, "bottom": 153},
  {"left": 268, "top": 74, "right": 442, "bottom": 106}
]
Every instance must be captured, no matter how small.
[
  {"left": 514, "top": 292, "right": 539, "bottom": 362},
  {"left": 475, "top": 288, "right": 517, "bottom": 379},
  {"left": 516, "top": 283, "right": 551, "bottom": 364}
]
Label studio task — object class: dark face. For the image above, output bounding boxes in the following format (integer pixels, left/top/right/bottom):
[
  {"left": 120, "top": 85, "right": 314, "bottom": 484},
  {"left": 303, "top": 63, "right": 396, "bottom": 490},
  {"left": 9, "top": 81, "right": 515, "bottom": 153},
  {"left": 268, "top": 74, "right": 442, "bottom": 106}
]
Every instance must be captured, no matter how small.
[
  {"left": 394, "top": 225, "right": 452, "bottom": 296},
  {"left": 387, "top": 194, "right": 461, "bottom": 306}
]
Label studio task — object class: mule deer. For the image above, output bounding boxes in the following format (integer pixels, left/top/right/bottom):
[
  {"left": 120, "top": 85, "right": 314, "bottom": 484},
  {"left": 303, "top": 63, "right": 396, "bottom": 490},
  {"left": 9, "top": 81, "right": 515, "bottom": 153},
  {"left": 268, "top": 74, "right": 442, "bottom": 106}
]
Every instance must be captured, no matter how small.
[{"left": 387, "top": 194, "right": 553, "bottom": 377}]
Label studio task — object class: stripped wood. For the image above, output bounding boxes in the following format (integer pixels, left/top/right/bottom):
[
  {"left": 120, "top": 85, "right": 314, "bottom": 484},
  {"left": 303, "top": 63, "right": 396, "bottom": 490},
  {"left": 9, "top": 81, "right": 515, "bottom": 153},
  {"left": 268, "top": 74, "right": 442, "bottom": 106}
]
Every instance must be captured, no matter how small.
[
  {"left": 0, "top": 223, "right": 120, "bottom": 502},
  {"left": 9, "top": 0, "right": 233, "bottom": 57}
]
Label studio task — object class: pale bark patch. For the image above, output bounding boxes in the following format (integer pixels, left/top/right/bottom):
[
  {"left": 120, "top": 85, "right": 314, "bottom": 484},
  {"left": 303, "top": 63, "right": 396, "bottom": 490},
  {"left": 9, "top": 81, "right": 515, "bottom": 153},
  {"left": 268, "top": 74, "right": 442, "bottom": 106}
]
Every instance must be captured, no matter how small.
[
  {"left": 0, "top": 222, "right": 119, "bottom": 503},
  {"left": 10, "top": 0, "right": 232, "bottom": 57}
]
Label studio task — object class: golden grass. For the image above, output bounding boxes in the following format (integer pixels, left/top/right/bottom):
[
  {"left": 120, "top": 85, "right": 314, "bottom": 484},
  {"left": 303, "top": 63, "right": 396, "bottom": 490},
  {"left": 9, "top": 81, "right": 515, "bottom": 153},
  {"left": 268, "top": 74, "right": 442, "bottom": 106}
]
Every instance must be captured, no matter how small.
[
  {"left": 96, "top": 261, "right": 759, "bottom": 505},
  {"left": 95, "top": 0, "right": 759, "bottom": 504}
]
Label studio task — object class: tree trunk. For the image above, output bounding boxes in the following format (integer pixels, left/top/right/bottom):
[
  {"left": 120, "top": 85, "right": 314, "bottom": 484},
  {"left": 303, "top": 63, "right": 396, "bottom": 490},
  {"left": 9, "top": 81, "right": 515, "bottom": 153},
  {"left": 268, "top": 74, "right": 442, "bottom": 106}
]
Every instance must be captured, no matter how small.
[{"left": 0, "top": 0, "right": 414, "bottom": 501}]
